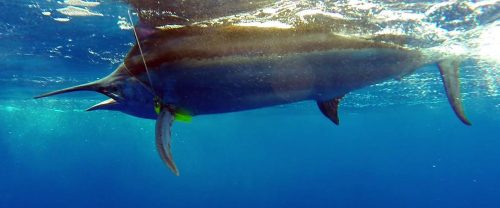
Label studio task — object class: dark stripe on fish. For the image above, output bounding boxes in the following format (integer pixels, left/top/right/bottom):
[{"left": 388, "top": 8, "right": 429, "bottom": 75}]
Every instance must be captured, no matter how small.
[{"left": 124, "top": 25, "right": 410, "bottom": 75}]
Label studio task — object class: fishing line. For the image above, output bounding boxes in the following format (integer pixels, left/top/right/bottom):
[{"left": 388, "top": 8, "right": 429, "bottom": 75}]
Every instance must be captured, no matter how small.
[
  {"left": 127, "top": 9, "right": 158, "bottom": 97},
  {"left": 126, "top": 10, "right": 166, "bottom": 115}
]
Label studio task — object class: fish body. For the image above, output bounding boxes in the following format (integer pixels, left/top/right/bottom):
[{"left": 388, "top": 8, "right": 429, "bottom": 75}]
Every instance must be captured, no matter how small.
[
  {"left": 116, "top": 26, "right": 423, "bottom": 118},
  {"left": 35, "top": 25, "right": 470, "bottom": 175}
]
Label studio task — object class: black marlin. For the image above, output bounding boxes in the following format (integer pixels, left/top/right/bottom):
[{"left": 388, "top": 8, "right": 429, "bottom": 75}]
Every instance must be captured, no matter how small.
[{"left": 35, "top": 24, "right": 471, "bottom": 176}]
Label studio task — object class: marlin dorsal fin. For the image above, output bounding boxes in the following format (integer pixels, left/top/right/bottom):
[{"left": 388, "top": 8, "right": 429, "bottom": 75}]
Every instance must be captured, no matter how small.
[
  {"left": 135, "top": 22, "right": 159, "bottom": 41},
  {"left": 317, "top": 96, "right": 344, "bottom": 126},
  {"left": 156, "top": 109, "right": 180, "bottom": 176}
]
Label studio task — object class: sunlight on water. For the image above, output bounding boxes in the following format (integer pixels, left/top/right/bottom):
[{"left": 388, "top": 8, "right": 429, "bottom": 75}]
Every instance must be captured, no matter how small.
[
  {"left": 236, "top": 21, "right": 293, "bottom": 28},
  {"left": 63, "top": 0, "right": 100, "bottom": 7},
  {"left": 57, "top": 6, "right": 103, "bottom": 17},
  {"left": 4, "top": 0, "right": 499, "bottom": 103},
  {"left": 476, "top": 22, "right": 500, "bottom": 95}
]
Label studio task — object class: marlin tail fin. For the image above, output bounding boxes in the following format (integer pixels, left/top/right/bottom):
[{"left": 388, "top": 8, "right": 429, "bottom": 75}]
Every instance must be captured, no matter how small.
[{"left": 437, "top": 58, "right": 472, "bottom": 125}]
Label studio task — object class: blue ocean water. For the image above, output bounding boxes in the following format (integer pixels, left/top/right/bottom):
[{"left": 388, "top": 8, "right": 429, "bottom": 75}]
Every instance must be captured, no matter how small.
[{"left": 1, "top": 1, "right": 499, "bottom": 208}]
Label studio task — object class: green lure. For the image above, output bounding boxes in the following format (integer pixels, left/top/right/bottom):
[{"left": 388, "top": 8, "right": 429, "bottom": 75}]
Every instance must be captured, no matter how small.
[
  {"left": 174, "top": 109, "right": 192, "bottom": 123},
  {"left": 154, "top": 96, "right": 162, "bottom": 115},
  {"left": 153, "top": 96, "right": 192, "bottom": 123}
]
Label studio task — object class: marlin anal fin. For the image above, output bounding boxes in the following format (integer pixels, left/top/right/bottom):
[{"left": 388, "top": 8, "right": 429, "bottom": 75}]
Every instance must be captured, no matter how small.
[
  {"left": 437, "top": 59, "right": 472, "bottom": 126},
  {"left": 155, "top": 109, "right": 180, "bottom": 176},
  {"left": 317, "top": 96, "right": 344, "bottom": 125}
]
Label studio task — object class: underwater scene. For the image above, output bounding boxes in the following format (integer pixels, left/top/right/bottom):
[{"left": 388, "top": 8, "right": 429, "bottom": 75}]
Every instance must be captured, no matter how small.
[{"left": 1, "top": 0, "right": 499, "bottom": 207}]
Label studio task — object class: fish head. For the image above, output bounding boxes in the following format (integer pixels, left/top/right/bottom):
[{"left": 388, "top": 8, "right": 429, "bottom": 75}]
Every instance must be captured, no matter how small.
[
  {"left": 96, "top": 73, "right": 158, "bottom": 119},
  {"left": 34, "top": 64, "right": 159, "bottom": 119}
]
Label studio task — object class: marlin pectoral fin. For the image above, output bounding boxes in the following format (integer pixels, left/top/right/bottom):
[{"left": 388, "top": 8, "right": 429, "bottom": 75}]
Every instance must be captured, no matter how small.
[
  {"left": 155, "top": 109, "right": 180, "bottom": 176},
  {"left": 317, "top": 96, "right": 344, "bottom": 126},
  {"left": 437, "top": 59, "right": 472, "bottom": 126}
]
